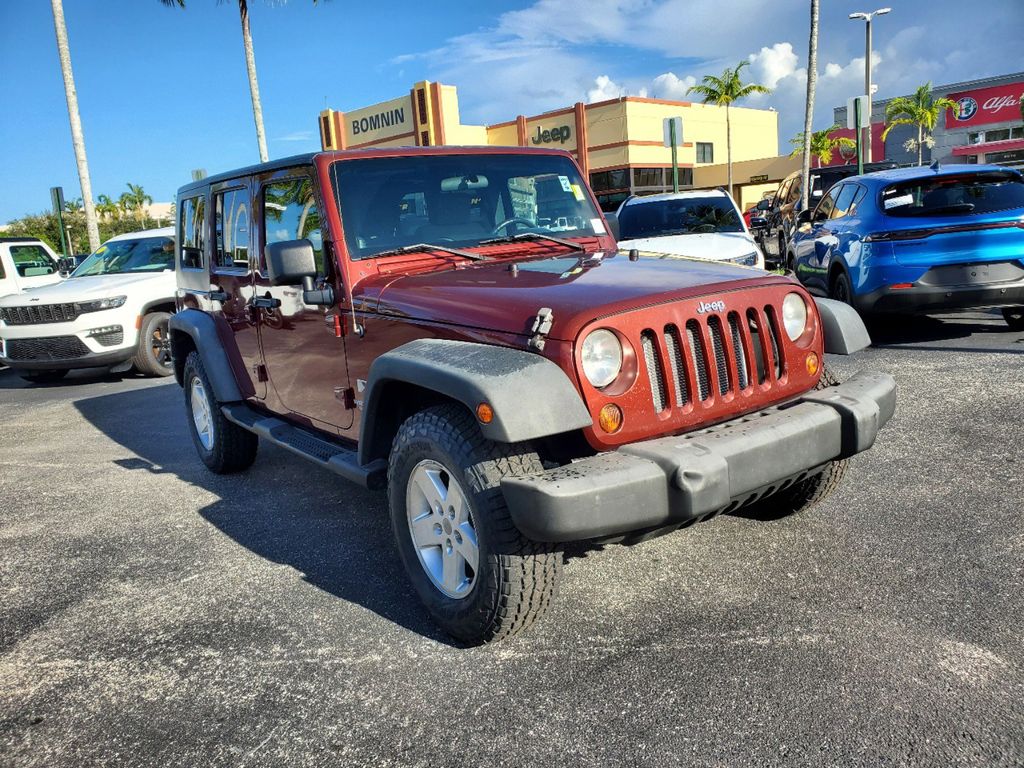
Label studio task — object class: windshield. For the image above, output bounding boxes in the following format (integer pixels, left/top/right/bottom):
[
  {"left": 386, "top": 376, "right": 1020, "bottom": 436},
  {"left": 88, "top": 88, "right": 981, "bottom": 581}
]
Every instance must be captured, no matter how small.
[
  {"left": 330, "top": 154, "right": 604, "bottom": 260},
  {"left": 618, "top": 196, "right": 743, "bottom": 240},
  {"left": 880, "top": 171, "right": 1024, "bottom": 217},
  {"left": 72, "top": 236, "right": 175, "bottom": 277}
]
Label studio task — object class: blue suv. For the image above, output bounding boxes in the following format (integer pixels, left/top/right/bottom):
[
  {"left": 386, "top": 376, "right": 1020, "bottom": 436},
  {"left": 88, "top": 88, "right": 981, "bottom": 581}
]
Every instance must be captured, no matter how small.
[{"left": 788, "top": 164, "right": 1024, "bottom": 329}]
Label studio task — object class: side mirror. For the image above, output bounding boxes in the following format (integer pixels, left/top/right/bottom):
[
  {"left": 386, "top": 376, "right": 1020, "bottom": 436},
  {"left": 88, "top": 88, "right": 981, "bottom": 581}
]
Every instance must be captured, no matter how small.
[
  {"left": 749, "top": 216, "right": 768, "bottom": 230},
  {"left": 264, "top": 238, "right": 334, "bottom": 306},
  {"left": 604, "top": 212, "right": 620, "bottom": 240},
  {"left": 756, "top": 199, "right": 770, "bottom": 211},
  {"left": 57, "top": 256, "right": 76, "bottom": 275},
  {"left": 797, "top": 209, "right": 814, "bottom": 226}
]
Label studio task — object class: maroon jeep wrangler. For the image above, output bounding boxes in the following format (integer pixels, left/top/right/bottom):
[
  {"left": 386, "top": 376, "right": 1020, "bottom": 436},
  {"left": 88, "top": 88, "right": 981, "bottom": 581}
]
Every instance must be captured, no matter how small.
[{"left": 170, "top": 147, "right": 894, "bottom": 644}]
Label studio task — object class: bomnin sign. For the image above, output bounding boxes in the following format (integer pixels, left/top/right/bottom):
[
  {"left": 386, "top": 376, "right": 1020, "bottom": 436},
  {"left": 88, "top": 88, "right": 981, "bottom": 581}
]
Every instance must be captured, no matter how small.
[{"left": 945, "top": 82, "right": 1023, "bottom": 128}]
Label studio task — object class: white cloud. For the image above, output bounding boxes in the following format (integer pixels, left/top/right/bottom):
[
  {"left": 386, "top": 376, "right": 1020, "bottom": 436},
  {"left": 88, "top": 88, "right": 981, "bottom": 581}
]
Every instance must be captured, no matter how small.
[
  {"left": 587, "top": 75, "right": 628, "bottom": 103},
  {"left": 650, "top": 72, "right": 696, "bottom": 100},
  {"left": 748, "top": 43, "right": 801, "bottom": 90}
]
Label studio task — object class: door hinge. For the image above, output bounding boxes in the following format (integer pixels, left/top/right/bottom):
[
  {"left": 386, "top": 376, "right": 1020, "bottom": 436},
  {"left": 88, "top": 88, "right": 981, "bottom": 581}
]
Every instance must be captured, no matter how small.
[
  {"left": 528, "top": 307, "right": 554, "bottom": 351},
  {"left": 335, "top": 386, "right": 356, "bottom": 409}
]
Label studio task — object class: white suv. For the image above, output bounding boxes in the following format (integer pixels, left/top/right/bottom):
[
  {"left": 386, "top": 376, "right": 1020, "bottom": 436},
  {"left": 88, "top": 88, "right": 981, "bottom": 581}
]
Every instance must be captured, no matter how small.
[
  {"left": 1, "top": 237, "right": 65, "bottom": 298},
  {"left": 0, "top": 227, "right": 176, "bottom": 383},
  {"left": 612, "top": 189, "right": 765, "bottom": 269}
]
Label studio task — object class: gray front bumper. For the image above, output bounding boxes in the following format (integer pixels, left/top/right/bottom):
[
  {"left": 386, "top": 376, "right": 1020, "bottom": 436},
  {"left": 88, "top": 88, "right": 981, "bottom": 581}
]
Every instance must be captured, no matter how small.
[{"left": 502, "top": 371, "right": 896, "bottom": 542}]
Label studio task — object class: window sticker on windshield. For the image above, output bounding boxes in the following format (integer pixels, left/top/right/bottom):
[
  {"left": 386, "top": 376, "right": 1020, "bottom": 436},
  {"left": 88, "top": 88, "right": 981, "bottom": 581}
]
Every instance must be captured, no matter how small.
[
  {"left": 570, "top": 183, "right": 585, "bottom": 202},
  {"left": 95, "top": 245, "right": 107, "bottom": 254},
  {"left": 558, "top": 175, "right": 572, "bottom": 193},
  {"left": 590, "top": 218, "right": 607, "bottom": 235},
  {"left": 884, "top": 193, "right": 914, "bottom": 210}
]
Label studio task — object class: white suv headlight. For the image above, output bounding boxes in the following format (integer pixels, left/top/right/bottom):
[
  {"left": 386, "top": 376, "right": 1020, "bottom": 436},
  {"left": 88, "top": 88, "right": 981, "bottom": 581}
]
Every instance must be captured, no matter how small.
[
  {"left": 726, "top": 251, "right": 759, "bottom": 267},
  {"left": 781, "top": 292, "right": 808, "bottom": 341},
  {"left": 581, "top": 329, "right": 623, "bottom": 388},
  {"left": 76, "top": 295, "right": 127, "bottom": 313}
]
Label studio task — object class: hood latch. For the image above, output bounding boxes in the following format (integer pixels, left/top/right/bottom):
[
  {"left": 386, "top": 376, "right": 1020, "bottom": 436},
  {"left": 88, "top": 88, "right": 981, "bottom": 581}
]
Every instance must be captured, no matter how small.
[{"left": 528, "top": 307, "right": 554, "bottom": 351}]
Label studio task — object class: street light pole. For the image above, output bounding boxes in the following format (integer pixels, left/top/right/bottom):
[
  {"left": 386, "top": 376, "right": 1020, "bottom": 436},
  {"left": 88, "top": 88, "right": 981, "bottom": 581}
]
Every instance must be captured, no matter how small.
[{"left": 849, "top": 7, "right": 890, "bottom": 165}]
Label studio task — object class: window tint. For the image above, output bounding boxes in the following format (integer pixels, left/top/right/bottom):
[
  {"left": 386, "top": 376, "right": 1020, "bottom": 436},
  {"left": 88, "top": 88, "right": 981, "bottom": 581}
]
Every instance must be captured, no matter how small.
[
  {"left": 850, "top": 185, "right": 867, "bottom": 214},
  {"left": 72, "top": 237, "right": 175, "bottom": 277},
  {"left": 696, "top": 142, "right": 714, "bottom": 163},
  {"left": 814, "top": 189, "right": 837, "bottom": 221},
  {"left": 830, "top": 184, "right": 858, "bottom": 219},
  {"left": 9, "top": 245, "right": 56, "bottom": 277},
  {"left": 214, "top": 187, "right": 251, "bottom": 270},
  {"left": 618, "top": 196, "right": 742, "bottom": 239},
  {"left": 180, "top": 195, "right": 206, "bottom": 269},
  {"left": 633, "top": 168, "right": 663, "bottom": 187},
  {"left": 264, "top": 177, "right": 323, "bottom": 272},
  {"left": 880, "top": 171, "right": 1024, "bottom": 217}
]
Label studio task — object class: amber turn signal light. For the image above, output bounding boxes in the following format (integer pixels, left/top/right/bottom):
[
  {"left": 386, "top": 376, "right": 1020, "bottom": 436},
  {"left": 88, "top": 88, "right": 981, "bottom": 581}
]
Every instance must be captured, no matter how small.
[
  {"left": 598, "top": 403, "right": 623, "bottom": 433},
  {"left": 476, "top": 402, "right": 494, "bottom": 424},
  {"left": 805, "top": 351, "right": 820, "bottom": 376}
]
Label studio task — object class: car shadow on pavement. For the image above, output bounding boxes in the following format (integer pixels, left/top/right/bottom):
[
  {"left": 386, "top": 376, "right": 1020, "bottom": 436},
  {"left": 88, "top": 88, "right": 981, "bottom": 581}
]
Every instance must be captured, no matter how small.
[
  {"left": 74, "top": 383, "right": 454, "bottom": 645},
  {"left": 864, "top": 311, "right": 1014, "bottom": 347}
]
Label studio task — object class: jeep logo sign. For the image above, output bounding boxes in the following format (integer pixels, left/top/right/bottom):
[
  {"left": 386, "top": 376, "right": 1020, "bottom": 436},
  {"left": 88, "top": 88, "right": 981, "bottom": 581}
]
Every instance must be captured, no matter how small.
[
  {"left": 696, "top": 300, "right": 725, "bottom": 314},
  {"left": 532, "top": 125, "right": 571, "bottom": 144}
]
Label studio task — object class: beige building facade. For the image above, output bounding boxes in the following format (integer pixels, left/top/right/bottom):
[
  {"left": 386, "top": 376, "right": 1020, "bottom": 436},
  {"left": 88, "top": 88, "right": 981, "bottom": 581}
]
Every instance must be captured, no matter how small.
[{"left": 319, "top": 80, "right": 780, "bottom": 210}]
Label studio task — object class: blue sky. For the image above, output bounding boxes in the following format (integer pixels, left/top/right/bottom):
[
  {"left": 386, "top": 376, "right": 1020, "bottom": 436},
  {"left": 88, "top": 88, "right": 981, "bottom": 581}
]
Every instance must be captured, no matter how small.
[{"left": 1, "top": 0, "right": 1020, "bottom": 223}]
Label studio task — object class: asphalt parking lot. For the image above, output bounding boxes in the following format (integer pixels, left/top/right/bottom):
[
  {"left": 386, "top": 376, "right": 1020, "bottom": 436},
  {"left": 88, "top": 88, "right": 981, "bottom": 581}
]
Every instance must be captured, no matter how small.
[{"left": 1, "top": 311, "right": 1022, "bottom": 767}]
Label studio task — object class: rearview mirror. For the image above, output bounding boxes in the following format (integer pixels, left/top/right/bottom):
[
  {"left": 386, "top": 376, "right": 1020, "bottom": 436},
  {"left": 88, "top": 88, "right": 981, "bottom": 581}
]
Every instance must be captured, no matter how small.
[{"left": 604, "top": 212, "right": 620, "bottom": 240}]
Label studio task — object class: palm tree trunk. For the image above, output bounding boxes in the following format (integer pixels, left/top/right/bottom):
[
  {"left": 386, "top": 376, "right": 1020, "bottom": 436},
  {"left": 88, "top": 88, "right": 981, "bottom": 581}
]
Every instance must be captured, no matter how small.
[
  {"left": 800, "top": 0, "right": 819, "bottom": 211},
  {"left": 239, "top": 0, "right": 269, "bottom": 163},
  {"left": 726, "top": 103, "right": 733, "bottom": 199},
  {"left": 50, "top": 0, "right": 100, "bottom": 252},
  {"left": 917, "top": 124, "right": 923, "bottom": 166}
]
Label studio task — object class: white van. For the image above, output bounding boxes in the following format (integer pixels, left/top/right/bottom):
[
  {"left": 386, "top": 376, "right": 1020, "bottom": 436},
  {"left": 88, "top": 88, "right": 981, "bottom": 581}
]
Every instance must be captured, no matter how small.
[
  {"left": 0, "top": 228, "right": 176, "bottom": 382},
  {"left": 0, "top": 238, "right": 65, "bottom": 298}
]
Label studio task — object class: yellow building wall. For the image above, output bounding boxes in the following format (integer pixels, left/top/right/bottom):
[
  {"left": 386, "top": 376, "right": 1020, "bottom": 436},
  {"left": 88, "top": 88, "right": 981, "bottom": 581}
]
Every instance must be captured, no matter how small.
[
  {"left": 439, "top": 85, "right": 488, "bottom": 145},
  {"left": 486, "top": 123, "right": 520, "bottom": 147},
  {"left": 585, "top": 101, "right": 628, "bottom": 148}
]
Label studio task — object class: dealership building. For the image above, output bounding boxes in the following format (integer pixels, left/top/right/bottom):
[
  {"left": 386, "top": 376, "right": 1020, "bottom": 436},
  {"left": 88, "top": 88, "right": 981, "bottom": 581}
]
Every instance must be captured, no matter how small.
[
  {"left": 318, "top": 80, "right": 779, "bottom": 210},
  {"left": 831, "top": 72, "right": 1024, "bottom": 169}
]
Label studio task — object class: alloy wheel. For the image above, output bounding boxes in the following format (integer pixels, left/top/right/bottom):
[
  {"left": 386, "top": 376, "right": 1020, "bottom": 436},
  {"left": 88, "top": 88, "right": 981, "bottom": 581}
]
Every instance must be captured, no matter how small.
[{"left": 189, "top": 375, "right": 214, "bottom": 450}]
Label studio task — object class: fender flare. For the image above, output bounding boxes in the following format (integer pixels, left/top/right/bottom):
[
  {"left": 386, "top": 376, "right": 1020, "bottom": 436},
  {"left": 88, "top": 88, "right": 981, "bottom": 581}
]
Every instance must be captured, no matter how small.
[
  {"left": 814, "top": 297, "right": 871, "bottom": 355},
  {"left": 358, "top": 339, "right": 592, "bottom": 466},
  {"left": 168, "top": 309, "right": 247, "bottom": 402}
]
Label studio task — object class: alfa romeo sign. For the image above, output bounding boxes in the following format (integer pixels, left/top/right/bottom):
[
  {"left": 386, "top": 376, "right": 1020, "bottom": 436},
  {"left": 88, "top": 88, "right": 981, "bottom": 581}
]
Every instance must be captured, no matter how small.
[{"left": 945, "top": 82, "right": 1023, "bottom": 128}]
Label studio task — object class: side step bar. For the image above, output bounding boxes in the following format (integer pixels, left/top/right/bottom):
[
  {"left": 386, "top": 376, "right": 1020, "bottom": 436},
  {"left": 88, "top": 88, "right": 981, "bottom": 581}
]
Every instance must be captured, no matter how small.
[{"left": 221, "top": 403, "right": 387, "bottom": 491}]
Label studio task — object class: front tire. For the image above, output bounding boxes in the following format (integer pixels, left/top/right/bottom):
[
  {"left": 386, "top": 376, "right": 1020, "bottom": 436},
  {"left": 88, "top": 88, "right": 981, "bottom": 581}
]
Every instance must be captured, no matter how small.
[
  {"left": 388, "top": 404, "right": 561, "bottom": 644},
  {"left": 741, "top": 367, "right": 848, "bottom": 520},
  {"left": 1003, "top": 307, "right": 1024, "bottom": 331},
  {"left": 133, "top": 312, "right": 175, "bottom": 377},
  {"left": 183, "top": 351, "right": 258, "bottom": 474}
]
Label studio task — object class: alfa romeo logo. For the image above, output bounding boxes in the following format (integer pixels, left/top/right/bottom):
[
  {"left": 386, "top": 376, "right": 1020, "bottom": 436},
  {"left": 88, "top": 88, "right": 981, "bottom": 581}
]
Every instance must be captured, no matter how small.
[{"left": 955, "top": 96, "right": 978, "bottom": 121}]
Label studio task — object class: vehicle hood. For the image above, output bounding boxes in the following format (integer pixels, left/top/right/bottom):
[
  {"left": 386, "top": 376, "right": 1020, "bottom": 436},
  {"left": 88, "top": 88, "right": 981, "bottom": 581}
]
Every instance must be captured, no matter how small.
[
  {"left": 0, "top": 270, "right": 174, "bottom": 306},
  {"left": 616, "top": 231, "right": 758, "bottom": 261},
  {"left": 365, "top": 249, "right": 787, "bottom": 340}
]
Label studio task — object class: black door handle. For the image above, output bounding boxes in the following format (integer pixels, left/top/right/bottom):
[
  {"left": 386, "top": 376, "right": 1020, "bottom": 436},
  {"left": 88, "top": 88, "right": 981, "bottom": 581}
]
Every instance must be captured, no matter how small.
[{"left": 250, "top": 296, "right": 282, "bottom": 309}]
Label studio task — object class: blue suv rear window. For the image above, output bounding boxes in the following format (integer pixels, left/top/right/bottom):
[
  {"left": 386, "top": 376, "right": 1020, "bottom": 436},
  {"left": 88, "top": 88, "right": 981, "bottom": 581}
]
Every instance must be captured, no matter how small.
[{"left": 880, "top": 171, "right": 1024, "bottom": 217}]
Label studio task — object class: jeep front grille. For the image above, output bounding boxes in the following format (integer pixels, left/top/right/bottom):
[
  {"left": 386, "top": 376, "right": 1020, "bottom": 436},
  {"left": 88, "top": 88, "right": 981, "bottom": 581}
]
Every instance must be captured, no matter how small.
[
  {"left": 638, "top": 305, "right": 786, "bottom": 412},
  {"left": 5, "top": 336, "right": 90, "bottom": 361},
  {"left": 0, "top": 303, "right": 79, "bottom": 325}
]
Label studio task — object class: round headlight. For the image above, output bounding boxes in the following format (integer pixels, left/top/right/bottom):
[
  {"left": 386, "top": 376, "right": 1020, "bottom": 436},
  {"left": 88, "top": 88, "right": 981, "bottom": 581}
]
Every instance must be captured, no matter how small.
[
  {"left": 581, "top": 329, "right": 623, "bottom": 388},
  {"left": 781, "top": 292, "right": 808, "bottom": 341}
]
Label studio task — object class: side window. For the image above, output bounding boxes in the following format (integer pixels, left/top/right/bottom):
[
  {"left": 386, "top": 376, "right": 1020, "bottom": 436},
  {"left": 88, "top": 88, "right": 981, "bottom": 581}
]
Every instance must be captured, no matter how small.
[
  {"left": 814, "top": 189, "right": 837, "bottom": 221},
  {"left": 10, "top": 245, "right": 56, "bottom": 277},
  {"left": 0, "top": 254, "right": 6, "bottom": 280},
  {"left": 849, "top": 185, "right": 868, "bottom": 216},
  {"left": 180, "top": 194, "right": 206, "bottom": 269},
  {"left": 214, "top": 187, "right": 251, "bottom": 270},
  {"left": 830, "top": 184, "right": 858, "bottom": 220},
  {"left": 263, "top": 178, "right": 323, "bottom": 273}
]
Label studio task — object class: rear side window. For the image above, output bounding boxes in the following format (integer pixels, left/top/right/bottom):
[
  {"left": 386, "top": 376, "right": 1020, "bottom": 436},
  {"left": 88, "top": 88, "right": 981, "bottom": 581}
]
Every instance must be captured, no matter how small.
[
  {"left": 180, "top": 195, "right": 207, "bottom": 269},
  {"left": 9, "top": 245, "right": 56, "bottom": 277},
  {"left": 214, "top": 187, "right": 251, "bottom": 270},
  {"left": 263, "top": 178, "right": 323, "bottom": 272},
  {"left": 830, "top": 184, "right": 858, "bottom": 219},
  {"left": 881, "top": 172, "right": 1024, "bottom": 217}
]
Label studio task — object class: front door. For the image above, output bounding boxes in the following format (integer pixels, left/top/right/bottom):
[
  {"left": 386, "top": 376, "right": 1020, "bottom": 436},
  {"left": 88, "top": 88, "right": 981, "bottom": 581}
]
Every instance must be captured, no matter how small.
[{"left": 254, "top": 170, "right": 352, "bottom": 433}]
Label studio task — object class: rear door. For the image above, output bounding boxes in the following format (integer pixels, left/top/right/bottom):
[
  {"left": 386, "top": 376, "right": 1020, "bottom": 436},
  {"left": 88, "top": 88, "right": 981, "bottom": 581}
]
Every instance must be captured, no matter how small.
[{"left": 255, "top": 169, "right": 352, "bottom": 433}]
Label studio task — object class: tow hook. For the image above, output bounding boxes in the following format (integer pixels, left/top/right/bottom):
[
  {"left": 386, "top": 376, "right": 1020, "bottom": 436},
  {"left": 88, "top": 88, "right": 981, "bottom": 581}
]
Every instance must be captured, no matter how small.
[{"left": 528, "top": 307, "right": 554, "bottom": 351}]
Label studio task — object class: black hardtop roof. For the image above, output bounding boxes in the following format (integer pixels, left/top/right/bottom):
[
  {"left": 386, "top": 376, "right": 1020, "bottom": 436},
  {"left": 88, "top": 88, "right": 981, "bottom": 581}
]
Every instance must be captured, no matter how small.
[
  {"left": 175, "top": 146, "right": 578, "bottom": 197},
  {"left": 0, "top": 236, "right": 46, "bottom": 243}
]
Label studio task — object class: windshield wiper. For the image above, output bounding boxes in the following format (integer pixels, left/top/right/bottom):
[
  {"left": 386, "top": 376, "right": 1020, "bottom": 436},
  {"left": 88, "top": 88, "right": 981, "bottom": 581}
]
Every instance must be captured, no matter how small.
[
  {"left": 479, "top": 232, "right": 586, "bottom": 252},
  {"left": 371, "top": 243, "right": 487, "bottom": 261}
]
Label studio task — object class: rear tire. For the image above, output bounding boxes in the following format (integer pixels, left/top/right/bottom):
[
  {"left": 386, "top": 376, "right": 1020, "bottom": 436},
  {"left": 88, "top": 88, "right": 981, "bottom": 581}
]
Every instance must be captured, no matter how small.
[
  {"left": 830, "top": 270, "right": 854, "bottom": 306},
  {"left": 183, "top": 351, "right": 258, "bottom": 474},
  {"left": 1003, "top": 307, "right": 1024, "bottom": 331},
  {"left": 740, "top": 367, "right": 848, "bottom": 520},
  {"left": 20, "top": 369, "right": 69, "bottom": 384},
  {"left": 133, "top": 312, "right": 175, "bottom": 377},
  {"left": 388, "top": 404, "right": 561, "bottom": 645}
]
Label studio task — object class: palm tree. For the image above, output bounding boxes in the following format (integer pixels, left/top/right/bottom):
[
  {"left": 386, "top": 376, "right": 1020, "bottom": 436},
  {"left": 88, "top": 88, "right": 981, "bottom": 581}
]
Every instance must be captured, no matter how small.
[
  {"left": 789, "top": 125, "right": 857, "bottom": 168},
  {"left": 162, "top": 1, "right": 322, "bottom": 163},
  {"left": 798, "top": 0, "right": 819, "bottom": 211},
  {"left": 122, "top": 183, "right": 153, "bottom": 224},
  {"left": 49, "top": 0, "right": 100, "bottom": 252},
  {"left": 881, "top": 83, "right": 959, "bottom": 166},
  {"left": 96, "top": 194, "right": 119, "bottom": 221},
  {"left": 64, "top": 198, "right": 83, "bottom": 214},
  {"left": 687, "top": 61, "right": 771, "bottom": 199}
]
